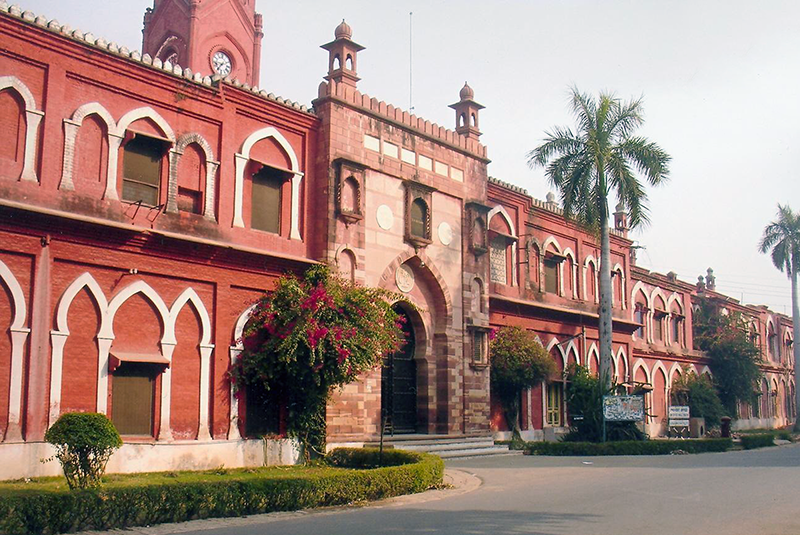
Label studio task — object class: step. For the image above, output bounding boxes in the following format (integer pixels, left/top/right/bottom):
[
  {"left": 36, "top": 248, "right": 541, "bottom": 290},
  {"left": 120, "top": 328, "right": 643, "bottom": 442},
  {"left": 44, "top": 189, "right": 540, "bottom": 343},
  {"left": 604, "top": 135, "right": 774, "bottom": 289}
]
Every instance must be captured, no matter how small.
[
  {"left": 393, "top": 440, "right": 496, "bottom": 452},
  {"left": 436, "top": 447, "right": 520, "bottom": 459}
]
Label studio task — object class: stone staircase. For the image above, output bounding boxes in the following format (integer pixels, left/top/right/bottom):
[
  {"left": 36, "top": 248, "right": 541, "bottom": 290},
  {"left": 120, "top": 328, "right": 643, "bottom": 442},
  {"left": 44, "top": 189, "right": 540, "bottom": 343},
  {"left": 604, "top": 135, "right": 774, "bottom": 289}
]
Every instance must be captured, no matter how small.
[{"left": 364, "top": 433, "right": 516, "bottom": 459}]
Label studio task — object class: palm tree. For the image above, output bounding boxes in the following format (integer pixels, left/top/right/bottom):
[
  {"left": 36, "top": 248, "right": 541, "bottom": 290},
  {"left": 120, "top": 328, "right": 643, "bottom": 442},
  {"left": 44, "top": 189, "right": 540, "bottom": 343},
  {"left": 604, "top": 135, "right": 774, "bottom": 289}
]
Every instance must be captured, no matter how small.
[
  {"left": 759, "top": 204, "right": 800, "bottom": 430},
  {"left": 528, "top": 87, "right": 670, "bottom": 387}
]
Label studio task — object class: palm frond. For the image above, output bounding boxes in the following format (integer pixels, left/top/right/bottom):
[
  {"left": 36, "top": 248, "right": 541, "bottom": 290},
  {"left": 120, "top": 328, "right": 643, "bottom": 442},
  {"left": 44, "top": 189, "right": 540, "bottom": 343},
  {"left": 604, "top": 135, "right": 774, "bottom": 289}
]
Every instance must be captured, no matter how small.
[
  {"left": 760, "top": 204, "right": 800, "bottom": 277},
  {"left": 616, "top": 136, "right": 671, "bottom": 185}
]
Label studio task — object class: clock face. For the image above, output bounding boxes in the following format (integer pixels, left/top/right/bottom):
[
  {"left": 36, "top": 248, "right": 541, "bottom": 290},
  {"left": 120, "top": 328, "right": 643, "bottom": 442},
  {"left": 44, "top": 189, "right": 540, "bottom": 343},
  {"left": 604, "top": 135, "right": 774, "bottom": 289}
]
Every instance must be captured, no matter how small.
[{"left": 211, "top": 51, "right": 232, "bottom": 77}]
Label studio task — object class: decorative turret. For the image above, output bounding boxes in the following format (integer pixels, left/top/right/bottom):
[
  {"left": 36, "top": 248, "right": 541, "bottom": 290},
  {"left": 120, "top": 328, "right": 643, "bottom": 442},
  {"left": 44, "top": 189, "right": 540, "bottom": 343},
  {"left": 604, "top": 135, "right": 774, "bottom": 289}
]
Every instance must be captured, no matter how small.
[
  {"left": 705, "top": 267, "right": 716, "bottom": 291},
  {"left": 321, "top": 20, "right": 365, "bottom": 88},
  {"left": 449, "top": 82, "right": 484, "bottom": 140},
  {"left": 613, "top": 201, "right": 628, "bottom": 237}
]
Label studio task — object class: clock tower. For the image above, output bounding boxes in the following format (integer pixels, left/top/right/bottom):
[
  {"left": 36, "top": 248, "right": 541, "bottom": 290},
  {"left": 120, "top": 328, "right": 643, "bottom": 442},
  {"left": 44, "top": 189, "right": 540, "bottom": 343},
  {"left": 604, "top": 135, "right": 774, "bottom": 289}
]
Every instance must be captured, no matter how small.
[{"left": 142, "top": 0, "right": 263, "bottom": 86}]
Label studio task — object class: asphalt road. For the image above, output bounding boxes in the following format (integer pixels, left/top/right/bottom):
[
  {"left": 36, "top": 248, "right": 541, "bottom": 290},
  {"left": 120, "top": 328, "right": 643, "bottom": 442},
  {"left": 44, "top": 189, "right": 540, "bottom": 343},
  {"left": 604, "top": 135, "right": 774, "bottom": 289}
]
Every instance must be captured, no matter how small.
[{"left": 94, "top": 443, "right": 800, "bottom": 535}]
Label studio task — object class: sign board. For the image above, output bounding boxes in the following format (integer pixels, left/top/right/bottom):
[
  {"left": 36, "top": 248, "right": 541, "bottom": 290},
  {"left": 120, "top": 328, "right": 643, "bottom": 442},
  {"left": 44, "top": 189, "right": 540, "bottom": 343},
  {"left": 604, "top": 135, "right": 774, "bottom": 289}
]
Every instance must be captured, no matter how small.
[
  {"left": 669, "top": 419, "right": 690, "bottom": 427},
  {"left": 668, "top": 406, "right": 690, "bottom": 419},
  {"left": 602, "top": 395, "right": 645, "bottom": 422}
]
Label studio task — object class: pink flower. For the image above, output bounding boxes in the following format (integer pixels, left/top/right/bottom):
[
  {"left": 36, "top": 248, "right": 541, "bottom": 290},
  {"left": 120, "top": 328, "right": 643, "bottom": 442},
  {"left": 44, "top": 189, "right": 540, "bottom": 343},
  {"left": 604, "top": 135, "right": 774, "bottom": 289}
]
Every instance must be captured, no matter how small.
[{"left": 337, "top": 347, "right": 350, "bottom": 364}]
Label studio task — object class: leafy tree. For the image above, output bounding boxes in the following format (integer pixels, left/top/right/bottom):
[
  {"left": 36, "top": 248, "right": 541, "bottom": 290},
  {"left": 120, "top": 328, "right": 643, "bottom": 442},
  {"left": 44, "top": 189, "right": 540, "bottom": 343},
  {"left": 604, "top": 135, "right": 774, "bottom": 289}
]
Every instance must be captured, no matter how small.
[
  {"left": 759, "top": 204, "right": 800, "bottom": 430},
  {"left": 528, "top": 87, "right": 670, "bottom": 387},
  {"left": 670, "top": 368, "right": 725, "bottom": 428},
  {"left": 44, "top": 412, "right": 122, "bottom": 489},
  {"left": 693, "top": 298, "right": 762, "bottom": 417},
  {"left": 230, "top": 265, "right": 403, "bottom": 459},
  {"left": 490, "top": 326, "right": 556, "bottom": 441},
  {"left": 562, "top": 365, "right": 645, "bottom": 442}
]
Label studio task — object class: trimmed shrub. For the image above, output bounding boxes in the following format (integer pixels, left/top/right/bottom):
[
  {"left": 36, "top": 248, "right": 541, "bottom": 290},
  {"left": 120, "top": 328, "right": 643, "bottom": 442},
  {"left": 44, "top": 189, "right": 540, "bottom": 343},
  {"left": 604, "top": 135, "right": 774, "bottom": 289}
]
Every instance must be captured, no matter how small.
[
  {"left": 44, "top": 412, "right": 122, "bottom": 490},
  {"left": 775, "top": 430, "right": 792, "bottom": 441},
  {"left": 327, "top": 447, "right": 424, "bottom": 468},
  {"left": 525, "top": 438, "right": 732, "bottom": 456},
  {"left": 0, "top": 449, "right": 443, "bottom": 535},
  {"left": 740, "top": 433, "right": 776, "bottom": 450}
]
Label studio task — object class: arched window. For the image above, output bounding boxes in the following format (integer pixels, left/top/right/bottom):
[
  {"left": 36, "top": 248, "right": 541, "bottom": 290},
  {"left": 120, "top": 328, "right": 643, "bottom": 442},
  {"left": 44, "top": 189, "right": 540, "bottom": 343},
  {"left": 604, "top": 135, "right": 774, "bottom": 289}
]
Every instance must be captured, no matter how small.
[
  {"left": 341, "top": 176, "right": 358, "bottom": 213},
  {"left": 653, "top": 298, "right": 666, "bottom": 343},
  {"left": 633, "top": 293, "right": 648, "bottom": 340},
  {"left": 122, "top": 135, "right": 167, "bottom": 206},
  {"left": 490, "top": 235, "right": 508, "bottom": 284},
  {"left": 472, "top": 217, "right": 486, "bottom": 249},
  {"left": 346, "top": 55, "right": 354, "bottom": 70},
  {"left": 333, "top": 54, "right": 341, "bottom": 70},
  {"left": 410, "top": 198, "right": 428, "bottom": 239},
  {"left": 670, "top": 299, "right": 684, "bottom": 347},
  {"left": 767, "top": 323, "right": 778, "bottom": 361},
  {"left": 251, "top": 166, "right": 285, "bottom": 234},
  {"left": 544, "top": 257, "right": 559, "bottom": 294}
]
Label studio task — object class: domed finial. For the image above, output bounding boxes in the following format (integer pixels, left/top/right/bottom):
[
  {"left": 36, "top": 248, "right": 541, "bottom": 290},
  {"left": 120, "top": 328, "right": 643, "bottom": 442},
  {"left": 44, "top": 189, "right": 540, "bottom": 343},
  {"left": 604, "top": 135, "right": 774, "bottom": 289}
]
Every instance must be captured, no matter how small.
[
  {"left": 335, "top": 19, "right": 352, "bottom": 40},
  {"left": 615, "top": 201, "right": 625, "bottom": 212},
  {"left": 460, "top": 81, "right": 474, "bottom": 101},
  {"left": 546, "top": 192, "right": 556, "bottom": 203}
]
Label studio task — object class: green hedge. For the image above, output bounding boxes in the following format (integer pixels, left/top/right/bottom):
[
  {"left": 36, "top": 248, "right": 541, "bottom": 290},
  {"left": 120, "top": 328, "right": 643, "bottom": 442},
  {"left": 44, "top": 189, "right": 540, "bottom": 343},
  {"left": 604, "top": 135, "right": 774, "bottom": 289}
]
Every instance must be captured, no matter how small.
[
  {"left": 0, "top": 449, "right": 443, "bottom": 535},
  {"left": 740, "top": 433, "right": 776, "bottom": 450},
  {"left": 525, "top": 438, "right": 732, "bottom": 456}
]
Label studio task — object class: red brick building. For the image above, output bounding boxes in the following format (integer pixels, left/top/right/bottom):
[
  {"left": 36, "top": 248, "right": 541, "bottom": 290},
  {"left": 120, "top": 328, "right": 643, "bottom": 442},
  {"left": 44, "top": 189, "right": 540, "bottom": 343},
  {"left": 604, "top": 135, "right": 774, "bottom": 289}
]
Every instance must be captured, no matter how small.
[{"left": 0, "top": 1, "right": 793, "bottom": 479}]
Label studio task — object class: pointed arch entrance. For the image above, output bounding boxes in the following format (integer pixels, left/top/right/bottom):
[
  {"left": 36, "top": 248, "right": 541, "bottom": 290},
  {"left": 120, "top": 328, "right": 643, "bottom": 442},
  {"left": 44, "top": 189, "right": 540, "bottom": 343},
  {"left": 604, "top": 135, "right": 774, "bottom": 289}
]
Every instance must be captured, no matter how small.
[{"left": 382, "top": 304, "right": 418, "bottom": 434}]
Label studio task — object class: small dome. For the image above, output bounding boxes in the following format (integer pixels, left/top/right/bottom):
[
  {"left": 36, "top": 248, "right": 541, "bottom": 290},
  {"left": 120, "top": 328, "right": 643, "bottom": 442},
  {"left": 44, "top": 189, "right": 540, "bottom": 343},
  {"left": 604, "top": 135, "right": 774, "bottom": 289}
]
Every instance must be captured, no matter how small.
[
  {"left": 615, "top": 201, "right": 625, "bottom": 212},
  {"left": 335, "top": 19, "right": 352, "bottom": 40},
  {"left": 459, "top": 81, "right": 474, "bottom": 101},
  {"left": 546, "top": 192, "right": 556, "bottom": 203}
]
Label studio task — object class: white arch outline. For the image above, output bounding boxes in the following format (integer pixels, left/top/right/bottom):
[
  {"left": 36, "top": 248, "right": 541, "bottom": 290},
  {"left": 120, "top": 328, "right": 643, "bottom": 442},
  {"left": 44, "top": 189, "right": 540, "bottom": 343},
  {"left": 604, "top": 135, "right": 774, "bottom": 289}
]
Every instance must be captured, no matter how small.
[
  {"left": 0, "top": 75, "right": 43, "bottom": 183},
  {"left": 60, "top": 102, "right": 117, "bottom": 192},
  {"left": 233, "top": 126, "right": 304, "bottom": 240},
  {"left": 167, "top": 288, "right": 215, "bottom": 440},
  {"left": 583, "top": 255, "right": 599, "bottom": 303},
  {"left": 611, "top": 262, "right": 626, "bottom": 309},
  {"left": 615, "top": 346, "right": 628, "bottom": 382},
  {"left": 104, "top": 106, "right": 176, "bottom": 201},
  {"left": 0, "top": 260, "right": 30, "bottom": 441},
  {"left": 49, "top": 273, "right": 108, "bottom": 427},
  {"left": 167, "top": 133, "right": 220, "bottom": 221},
  {"left": 228, "top": 303, "right": 258, "bottom": 440}
]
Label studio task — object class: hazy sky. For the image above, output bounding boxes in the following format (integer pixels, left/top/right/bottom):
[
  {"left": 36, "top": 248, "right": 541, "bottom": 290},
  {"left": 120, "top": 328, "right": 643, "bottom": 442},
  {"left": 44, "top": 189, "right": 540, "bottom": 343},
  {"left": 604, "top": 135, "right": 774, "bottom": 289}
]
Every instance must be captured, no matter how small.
[{"left": 15, "top": 0, "right": 800, "bottom": 314}]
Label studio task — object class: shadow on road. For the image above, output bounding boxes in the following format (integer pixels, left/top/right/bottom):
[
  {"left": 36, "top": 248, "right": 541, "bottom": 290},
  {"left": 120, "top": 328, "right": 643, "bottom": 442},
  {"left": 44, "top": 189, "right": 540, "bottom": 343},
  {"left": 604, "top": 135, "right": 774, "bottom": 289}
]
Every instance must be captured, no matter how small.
[{"left": 227, "top": 508, "right": 601, "bottom": 535}]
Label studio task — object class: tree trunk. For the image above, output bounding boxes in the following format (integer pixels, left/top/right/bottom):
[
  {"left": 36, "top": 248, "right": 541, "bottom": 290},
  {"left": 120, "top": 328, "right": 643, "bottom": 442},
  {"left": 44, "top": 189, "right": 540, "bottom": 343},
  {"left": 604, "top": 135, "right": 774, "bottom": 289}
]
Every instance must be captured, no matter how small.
[
  {"left": 792, "top": 267, "right": 800, "bottom": 432},
  {"left": 504, "top": 395, "right": 522, "bottom": 442},
  {"left": 598, "top": 213, "right": 614, "bottom": 389}
]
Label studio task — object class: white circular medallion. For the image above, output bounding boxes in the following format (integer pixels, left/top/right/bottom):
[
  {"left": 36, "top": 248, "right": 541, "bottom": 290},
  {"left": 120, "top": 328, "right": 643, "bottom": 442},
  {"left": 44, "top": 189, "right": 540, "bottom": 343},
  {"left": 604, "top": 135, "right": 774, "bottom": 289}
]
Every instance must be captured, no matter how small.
[
  {"left": 395, "top": 264, "right": 415, "bottom": 293},
  {"left": 438, "top": 221, "right": 454, "bottom": 246},
  {"left": 376, "top": 204, "right": 394, "bottom": 230}
]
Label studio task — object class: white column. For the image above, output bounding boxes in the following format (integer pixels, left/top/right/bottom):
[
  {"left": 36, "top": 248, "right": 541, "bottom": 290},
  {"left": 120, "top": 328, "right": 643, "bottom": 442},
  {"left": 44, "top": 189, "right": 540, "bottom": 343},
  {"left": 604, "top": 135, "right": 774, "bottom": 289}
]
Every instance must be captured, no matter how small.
[
  {"left": 5, "top": 328, "right": 30, "bottom": 441},
  {"left": 290, "top": 172, "right": 304, "bottom": 240},
  {"left": 59, "top": 119, "right": 81, "bottom": 191},
  {"left": 48, "top": 331, "right": 69, "bottom": 428},
  {"left": 158, "top": 342, "right": 175, "bottom": 441},
  {"left": 20, "top": 109, "right": 44, "bottom": 183},
  {"left": 166, "top": 149, "right": 181, "bottom": 213},
  {"left": 198, "top": 344, "right": 214, "bottom": 441},
  {"left": 228, "top": 347, "right": 242, "bottom": 440},
  {"left": 104, "top": 134, "right": 123, "bottom": 201},
  {"left": 233, "top": 154, "right": 247, "bottom": 228},
  {"left": 96, "top": 337, "right": 113, "bottom": 413},
  {"left": 204, "top": 161, "right": 219, "bottom": 221}
]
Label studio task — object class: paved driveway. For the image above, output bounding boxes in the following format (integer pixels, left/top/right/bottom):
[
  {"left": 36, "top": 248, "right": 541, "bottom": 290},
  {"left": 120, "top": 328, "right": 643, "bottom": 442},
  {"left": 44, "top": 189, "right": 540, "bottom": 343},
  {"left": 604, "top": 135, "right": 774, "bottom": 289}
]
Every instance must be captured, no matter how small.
[{"left": 93, "top": 443, "right": 800, "bottom": 535}]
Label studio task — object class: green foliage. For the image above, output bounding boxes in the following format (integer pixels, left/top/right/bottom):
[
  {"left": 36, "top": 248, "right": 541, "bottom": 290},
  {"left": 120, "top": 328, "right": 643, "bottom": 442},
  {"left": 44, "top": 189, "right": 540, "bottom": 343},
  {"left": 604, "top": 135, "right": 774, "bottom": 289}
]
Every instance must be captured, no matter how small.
[
  {"left": 326, "top": 448, "right": 432, "bottom": 469},
  {"left": 692, "top": 298, "right": 762, "bottom": 416},
  {"left": 230, "top": 265, "right": 403, "bottom": 458},
  {"left": 43, "top": 413, "right": 122, "bottom": 490},
  {"left": 740, "top": 433, "right": 776, "bottom": 449},
  {"left": 490, "top": 327, "right": 557, "bottom": 439},
  {"left": 670, "top": 368, "right": 726, "bottom": 428},
  {"left": 562, "top": 365, "right": 645, "bottom": 443},
  {"left": 525, "top": 438, "right": 732, "bottom": 456},
  {"left": 0, "top": 451, "right": 443, "bottom": 535}
]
